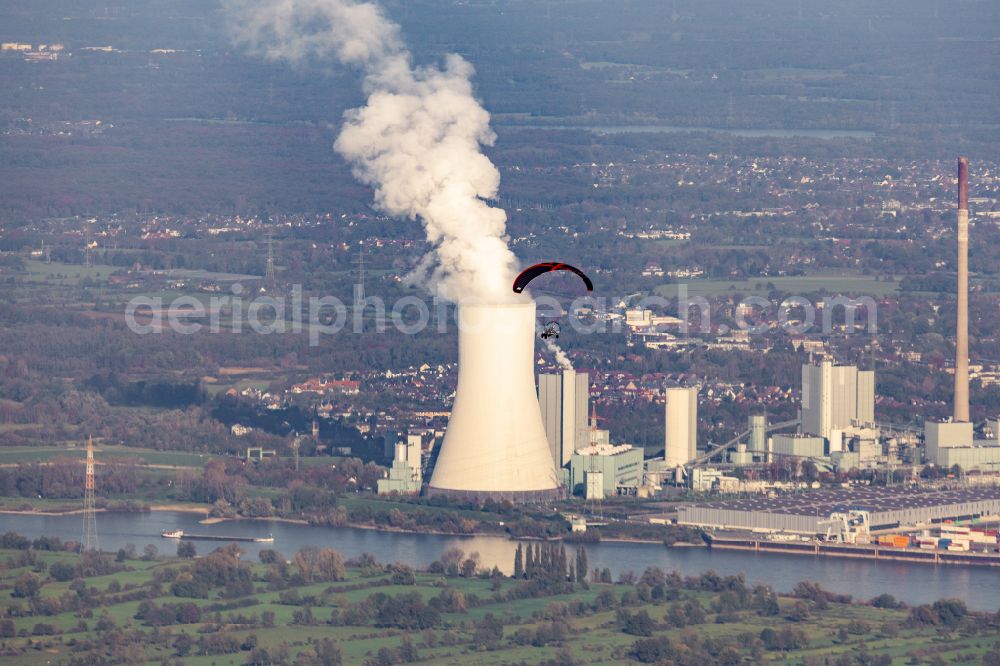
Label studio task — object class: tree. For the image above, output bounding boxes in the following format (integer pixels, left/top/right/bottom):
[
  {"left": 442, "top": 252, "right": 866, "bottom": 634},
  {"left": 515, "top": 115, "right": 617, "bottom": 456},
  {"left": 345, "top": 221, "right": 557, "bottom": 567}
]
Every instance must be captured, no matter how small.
[
  {"left": 630, "top": 636, "right": 672, "bottom": 663},
  {"left": 259, "top": 549, "right": 283, "bottom": 565},
  {"left": 786, "top": 600, "right": 810, "bottom": 622},
  {"left": 575, "top": 546, "right": 588, "bottom": 583},
  {"left": 316, "top": 548, "right": 346, "bottom": 582},
  {"left": 12, "top": 572, "right": 41, "bottom": 598},
  {"left": 619, "top": 609, "right": 655, "bottom": 636},
  {"left": 931, "top": 598, "right": 967, "bottom": 628},
  {"left": 294, "top": 545, "right": 321, "bottom": 582},
  {"left": 177, "top": 541, "right": 197, "bottom": 559},
  {"left": 513, "top": 544, "right": 523, "bottom": 579},
  {"left": 871, "top": 593, "right": 900, "bottom": 609},
  {"left": 314, "top": 637, "right": 342, "bottom": 665},
  {"left": 472, "top": 613, "right": 504, "bottom": 650},
  {"left": 440, "top": 548, "right": 464, "bottom": 577},
  {"left": 49, "top": 562, "right": 77, "bottom": 582},
  {"left": 460, "top": 552, "right": 480, "bottom": 578}
]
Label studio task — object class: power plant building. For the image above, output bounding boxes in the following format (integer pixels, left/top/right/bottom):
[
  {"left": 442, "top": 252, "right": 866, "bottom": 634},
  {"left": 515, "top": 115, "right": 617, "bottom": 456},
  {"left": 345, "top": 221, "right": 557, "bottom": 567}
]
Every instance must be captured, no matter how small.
[
  {"left": 428, "top": 302, "right": 561, "bottom": 500},
  {"left": 665, "top": 386, "right": 698, "bottom": 466},
  {"left": 801, "top": 360, "right": 874, "bottom": 441},
  {"left": 924, "top": 420, "right": 1000, "bottom": 472},
  {"left": 569, "top": 443, "right": 643, "bottom": 497},
  {"left": 378, "top": 434, "right": 423, "bottom": 495},
  {"left": 771, "top": 433, "right": 826, "bottom": 459},
  {"left": 538, "top": 370, "right": 589, "bottom": 468}
]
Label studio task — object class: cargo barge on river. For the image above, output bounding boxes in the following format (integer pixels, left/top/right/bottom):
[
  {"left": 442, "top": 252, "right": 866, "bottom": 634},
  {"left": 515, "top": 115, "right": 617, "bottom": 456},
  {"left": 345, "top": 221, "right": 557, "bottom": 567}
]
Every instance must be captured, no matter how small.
[{"left": 161, "top": 530, "right": 274, "bottom": 543}]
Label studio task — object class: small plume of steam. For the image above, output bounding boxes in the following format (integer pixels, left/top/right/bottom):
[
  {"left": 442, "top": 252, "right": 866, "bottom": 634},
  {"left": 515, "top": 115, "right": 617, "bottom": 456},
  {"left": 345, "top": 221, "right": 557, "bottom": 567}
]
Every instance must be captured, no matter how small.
[
  {"left": 225, "top": 0, "right": 519, "bottom": 304},
  {"left": 543, "top": 338, "right": 573, "bottom": 372}
]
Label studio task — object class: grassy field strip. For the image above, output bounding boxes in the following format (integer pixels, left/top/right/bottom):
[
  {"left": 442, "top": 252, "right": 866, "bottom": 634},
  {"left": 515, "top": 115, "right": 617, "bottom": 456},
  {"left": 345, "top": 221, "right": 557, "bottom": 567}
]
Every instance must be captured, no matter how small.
[{"left": 655, "top": 274, "right": 898, "bottom": 298}]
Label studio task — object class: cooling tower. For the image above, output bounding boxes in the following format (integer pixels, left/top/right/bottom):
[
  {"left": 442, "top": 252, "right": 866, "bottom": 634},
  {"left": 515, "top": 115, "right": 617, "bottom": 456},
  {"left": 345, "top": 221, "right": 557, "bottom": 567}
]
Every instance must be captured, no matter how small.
[
  {"left": 954, "top": 156, "right": 970, "bottom": 422},
  {"left": 428, "top": 302, "right": 561, "bottom": 500}
]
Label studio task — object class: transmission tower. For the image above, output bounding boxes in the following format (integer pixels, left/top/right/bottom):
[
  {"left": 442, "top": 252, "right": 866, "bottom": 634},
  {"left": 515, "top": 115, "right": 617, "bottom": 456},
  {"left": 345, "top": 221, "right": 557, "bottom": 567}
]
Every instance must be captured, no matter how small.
[
  {"left": 264, "top": 231, "right": 276, "bottom": 288},
  {"left": 82, "top": 435, "right": 99, "bottom": 552}
]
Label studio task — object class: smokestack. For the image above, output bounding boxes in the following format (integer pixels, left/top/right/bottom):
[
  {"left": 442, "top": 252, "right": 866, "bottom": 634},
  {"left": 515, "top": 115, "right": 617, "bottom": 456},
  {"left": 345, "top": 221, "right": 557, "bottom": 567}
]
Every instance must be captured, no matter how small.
[
  {"left": 954, "top": 157, "right": 970, "bottom": 422},
  {"left": 428, "top": 302, "right": 561, "bottom": 499}
]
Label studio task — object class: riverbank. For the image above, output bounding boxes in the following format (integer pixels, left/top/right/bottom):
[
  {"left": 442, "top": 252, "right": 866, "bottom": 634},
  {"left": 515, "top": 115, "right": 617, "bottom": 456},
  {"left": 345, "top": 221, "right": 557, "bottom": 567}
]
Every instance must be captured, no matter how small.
[
  {"left": 0, "top": 500, "right": 701, "bottom": 546},
  {"left": 150, "top": 504, "right": 210, "bottom": 515},
  {"left": 199, "top": 515, "right": 308, "bottom": 526}
]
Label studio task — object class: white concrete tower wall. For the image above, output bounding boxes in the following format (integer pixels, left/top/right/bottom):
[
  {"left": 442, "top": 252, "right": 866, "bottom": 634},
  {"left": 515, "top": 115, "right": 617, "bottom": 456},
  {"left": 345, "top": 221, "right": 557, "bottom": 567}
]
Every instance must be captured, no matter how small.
[
  {"left": 819, "top": 360, "right": 833, "bottom": 439},
  {"left": 856, "top": 370, "right": 875, "bottom": 424},
  {"left": 429, "top": 303, "right": 559, "bottom": 498},
  {"left": 801, "top": 362, "right": 825, "bottom": 438},
  {"left": 572, "top": 371, "right": 590, "bottom": 454},
  {"left": 561, "top": 369, "right": 578, "bottom": 466},
  {"left": 749, "top": 414, "right": 766, "bottom": 453},
  {"left": 405, "top": 434, "right": 423, "bottom": 481},
  {"left": 538, "top": 370, "right": 590, "bottom": 466},
  {"left": 830, "top": 364, "right": 858, "bottom": 432},
  {"left": 687, "top": 388, "right": 697, "bottom": 460},
  {"left": 538, "top": 373, "right": 562, "bottom": 468},
  {"left": 665, "top": 386, "right": 697, "bottom": 466}
]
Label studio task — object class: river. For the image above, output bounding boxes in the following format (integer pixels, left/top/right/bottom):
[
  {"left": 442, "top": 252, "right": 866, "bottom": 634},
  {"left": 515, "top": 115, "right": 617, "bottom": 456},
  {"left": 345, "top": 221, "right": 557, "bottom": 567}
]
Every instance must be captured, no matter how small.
[{"left": 2, "top": 511, "right": 996, "bottom": 610}]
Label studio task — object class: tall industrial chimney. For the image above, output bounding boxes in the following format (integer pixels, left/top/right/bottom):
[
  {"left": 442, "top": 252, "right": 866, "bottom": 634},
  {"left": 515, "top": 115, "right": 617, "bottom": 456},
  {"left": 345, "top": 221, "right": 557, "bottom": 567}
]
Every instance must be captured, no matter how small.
[
  {"left": 954, "top": 157, "right": 970, "bottom": 422},
  {"left": 428, "top": 302, "right": 561, "bottom": 500}
]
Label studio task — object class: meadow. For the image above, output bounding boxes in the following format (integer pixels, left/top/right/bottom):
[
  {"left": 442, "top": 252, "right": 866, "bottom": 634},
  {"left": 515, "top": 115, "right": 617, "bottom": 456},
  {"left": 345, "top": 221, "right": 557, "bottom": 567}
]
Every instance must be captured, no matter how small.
[{"left": 1, "top": 541, "right": 996, "bottom": 665}]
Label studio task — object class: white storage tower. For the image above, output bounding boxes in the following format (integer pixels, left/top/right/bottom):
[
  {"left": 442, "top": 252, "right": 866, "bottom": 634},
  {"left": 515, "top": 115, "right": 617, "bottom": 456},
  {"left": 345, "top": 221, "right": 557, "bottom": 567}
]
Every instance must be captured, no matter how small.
[{"left": 665, "top": 386, "right": 698, "bottom": 467}]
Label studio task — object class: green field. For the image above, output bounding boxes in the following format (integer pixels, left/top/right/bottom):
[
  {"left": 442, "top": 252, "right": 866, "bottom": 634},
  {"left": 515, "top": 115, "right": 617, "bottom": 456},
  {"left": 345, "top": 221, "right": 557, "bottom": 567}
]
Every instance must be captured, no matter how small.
[
  {"left": 0, "top": 445, "right": 225, "bottom": 468},
  {"left": 22, "top": 259, "right": 112, "bottom": 285},
  {"left": 656, "top": 274, "right": 898, "bottom": 298},
  {"left": 0, "top": 543, "right": 994, "bottom": 665}
]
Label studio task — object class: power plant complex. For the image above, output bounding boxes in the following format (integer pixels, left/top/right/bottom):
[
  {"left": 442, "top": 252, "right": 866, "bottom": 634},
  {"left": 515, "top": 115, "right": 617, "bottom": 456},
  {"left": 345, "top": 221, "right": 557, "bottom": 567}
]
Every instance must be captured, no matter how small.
[{"left": 385, "top": 157, "right": 1000, "bottom": 557}]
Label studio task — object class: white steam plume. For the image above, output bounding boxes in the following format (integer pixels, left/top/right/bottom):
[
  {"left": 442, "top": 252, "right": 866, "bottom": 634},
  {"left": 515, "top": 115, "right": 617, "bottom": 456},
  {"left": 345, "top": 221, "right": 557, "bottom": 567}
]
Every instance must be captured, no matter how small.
[
  {"left": 225, "top": 0, "right": 519, "bottom": 304},
  {"left": 543, "top": 338, "right": 573, "bottom": 372}
]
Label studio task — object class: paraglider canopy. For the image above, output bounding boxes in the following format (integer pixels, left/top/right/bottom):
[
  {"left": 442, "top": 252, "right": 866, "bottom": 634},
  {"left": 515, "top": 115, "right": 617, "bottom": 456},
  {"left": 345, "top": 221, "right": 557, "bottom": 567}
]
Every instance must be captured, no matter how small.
[{"left": 512, "top": 262, "right": 593, "bottom": 294}]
